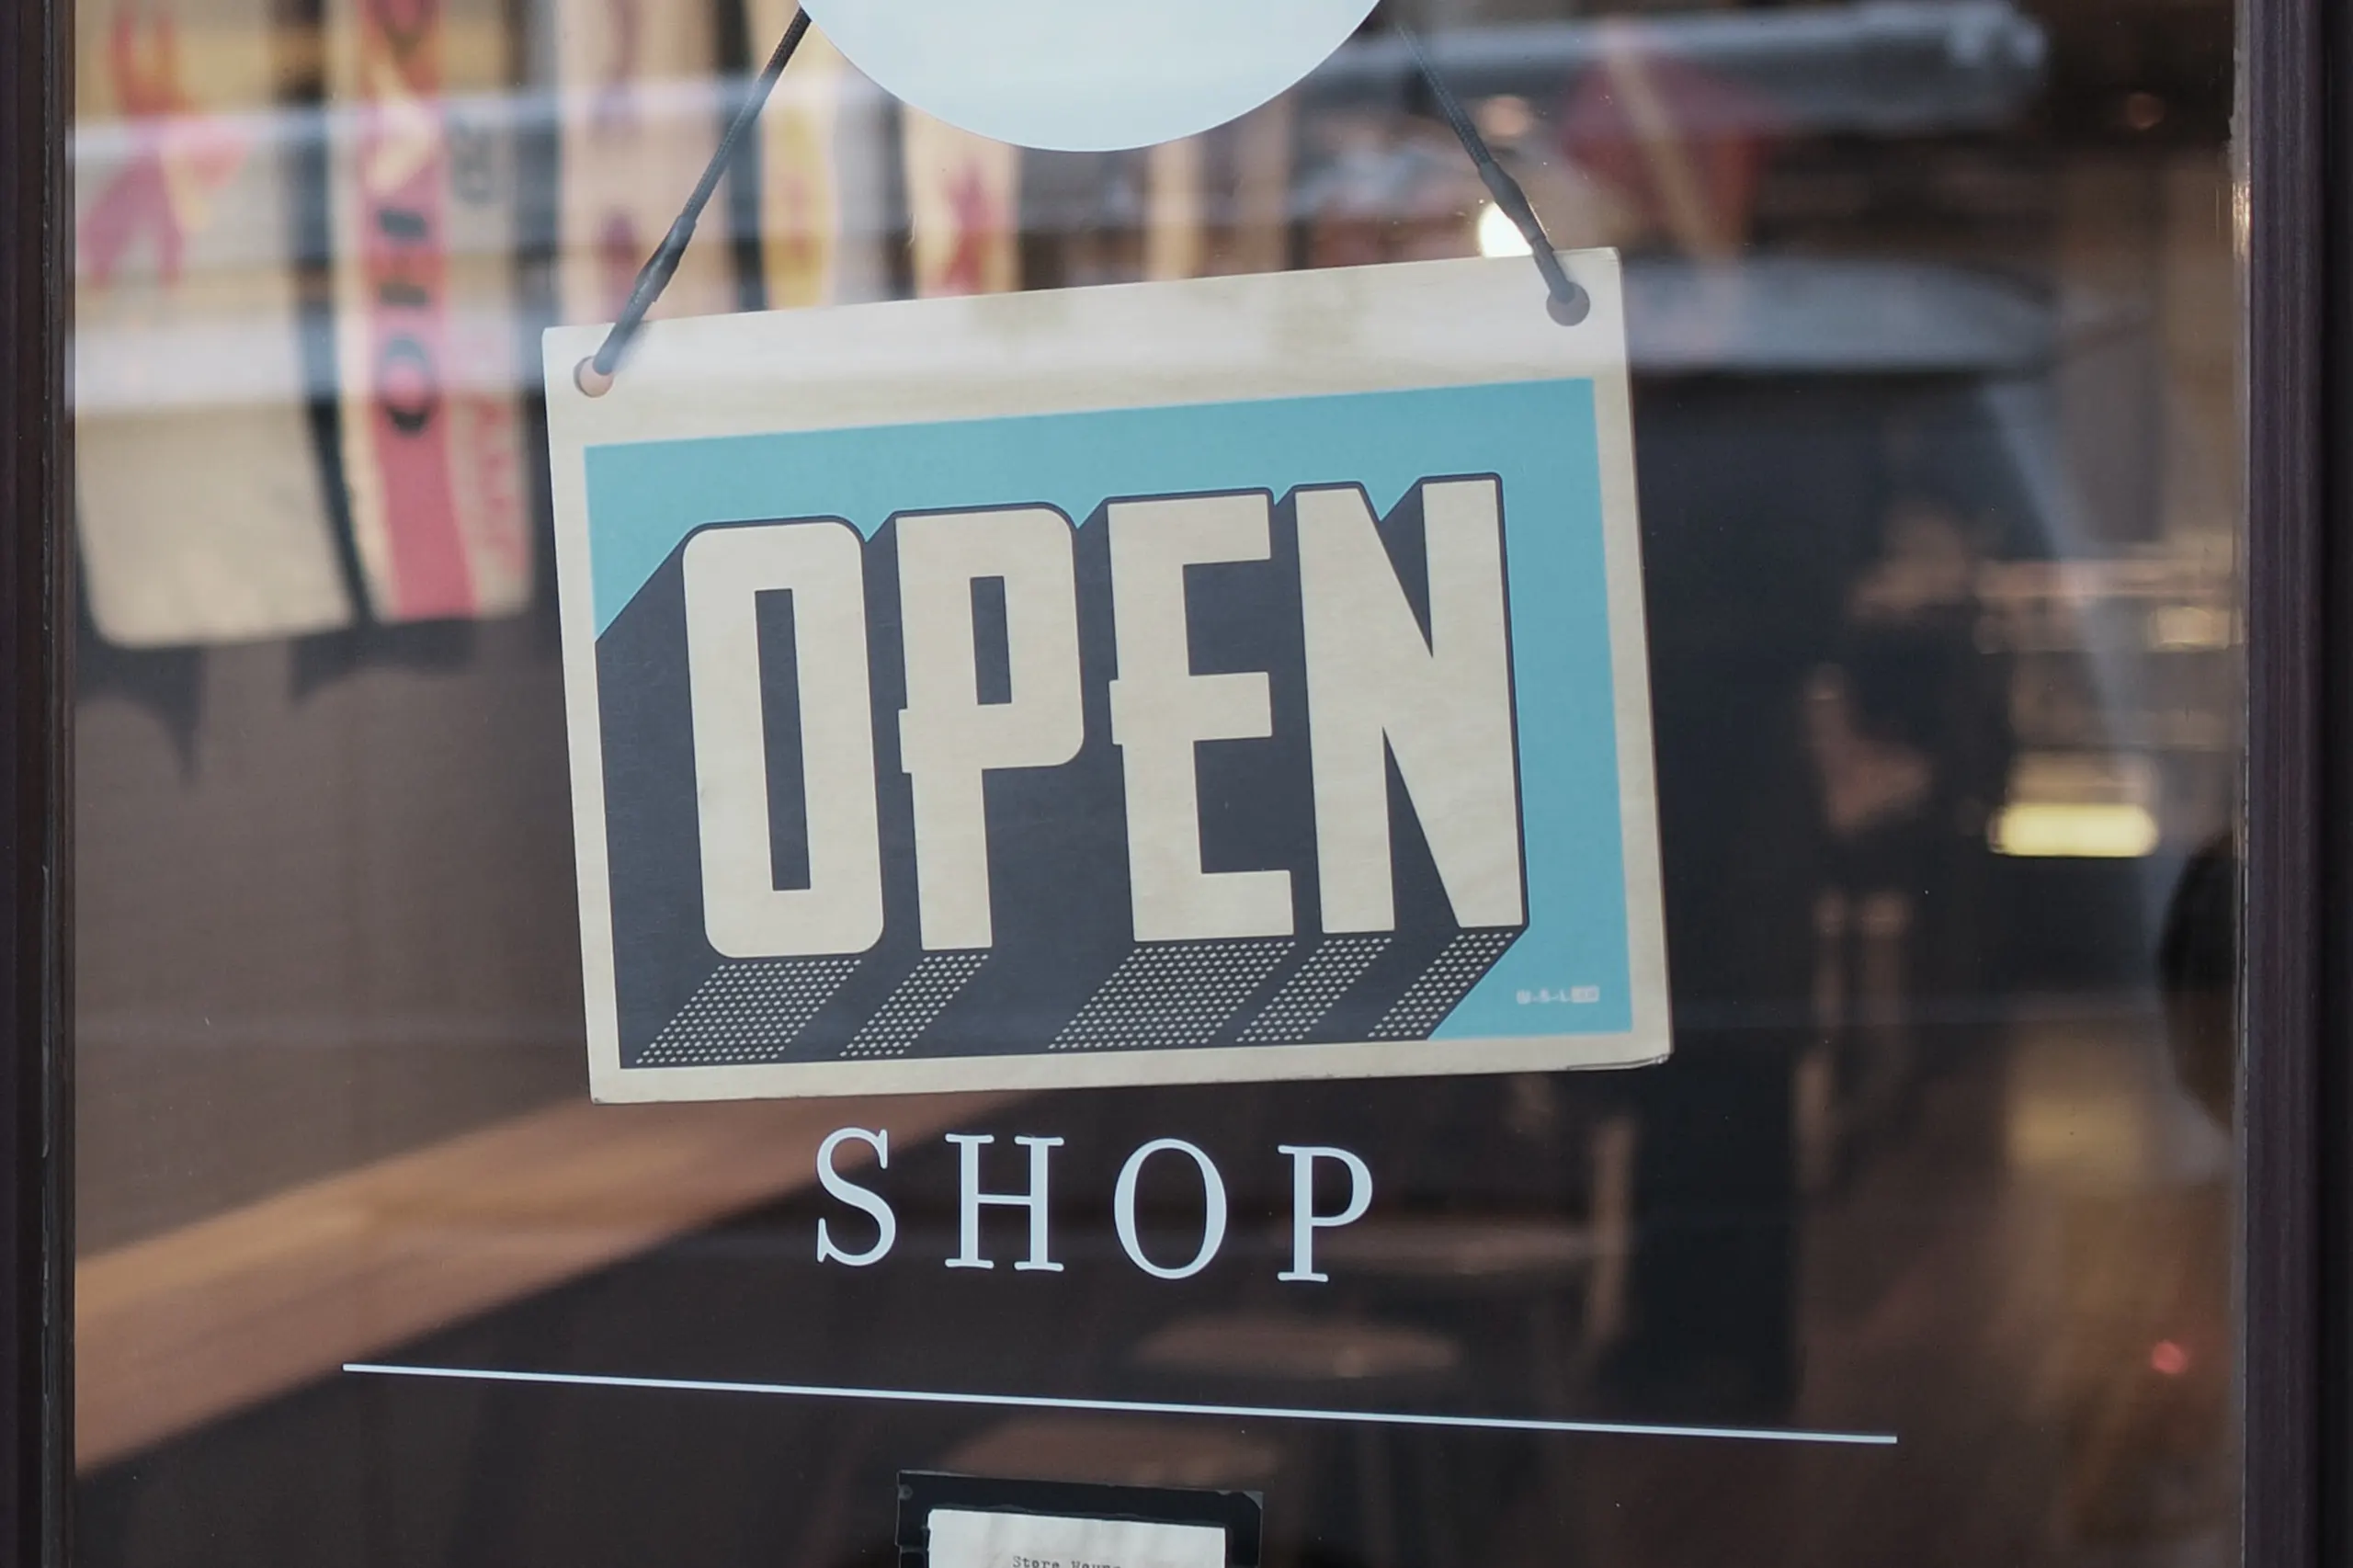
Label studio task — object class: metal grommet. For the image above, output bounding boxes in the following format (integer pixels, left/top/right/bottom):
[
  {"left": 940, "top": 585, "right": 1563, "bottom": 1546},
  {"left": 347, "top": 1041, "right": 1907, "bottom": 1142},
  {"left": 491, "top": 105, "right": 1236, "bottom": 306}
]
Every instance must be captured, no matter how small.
[
  {"left": 574, "top": 357, "right": 616, "bottom": 398},
  {"left": 1546, "top": 286, "right": 1591, "bottom": 327}
]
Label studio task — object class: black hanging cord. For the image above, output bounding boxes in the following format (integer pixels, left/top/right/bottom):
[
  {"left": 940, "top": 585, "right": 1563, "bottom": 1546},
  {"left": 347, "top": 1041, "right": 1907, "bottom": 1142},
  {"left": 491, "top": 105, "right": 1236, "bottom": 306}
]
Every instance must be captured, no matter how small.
[
  {"left": 577, "top": 2, "right": 1587, "bottom": 392},
  {"left": 1392, "top": 18, "right": 1588, "bottom": 324},
  {"left": 577, "top": 6, "right": 813, "bottom": 392}
]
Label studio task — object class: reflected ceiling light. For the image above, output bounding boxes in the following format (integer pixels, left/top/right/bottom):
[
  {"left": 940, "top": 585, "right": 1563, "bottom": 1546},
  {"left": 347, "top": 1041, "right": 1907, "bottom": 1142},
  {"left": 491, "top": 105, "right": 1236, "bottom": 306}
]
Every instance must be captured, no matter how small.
[
  {"left": 1989, "top": 801, "right": 2160, "bottom": 858},
  {"left": 801, "top": 0, "right": 1378, "bottom": 151},
  {"left": 1476, "top": 202, "right": 1531, "bottom": 258}
]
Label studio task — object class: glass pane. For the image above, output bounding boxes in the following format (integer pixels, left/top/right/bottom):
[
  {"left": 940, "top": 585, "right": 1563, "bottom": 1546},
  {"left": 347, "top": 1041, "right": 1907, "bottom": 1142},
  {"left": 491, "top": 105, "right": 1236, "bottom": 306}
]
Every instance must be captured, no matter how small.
[{"left": 69, "top": 0, "right": 2242, "bottom": 1560}]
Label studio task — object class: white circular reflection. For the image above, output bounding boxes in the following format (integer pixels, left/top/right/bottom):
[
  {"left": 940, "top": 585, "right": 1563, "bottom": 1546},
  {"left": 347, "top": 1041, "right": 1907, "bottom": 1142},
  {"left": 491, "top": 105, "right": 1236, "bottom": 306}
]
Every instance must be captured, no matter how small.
[{"left": 801, "top": 0, "right": 1377, "bottom": 151}]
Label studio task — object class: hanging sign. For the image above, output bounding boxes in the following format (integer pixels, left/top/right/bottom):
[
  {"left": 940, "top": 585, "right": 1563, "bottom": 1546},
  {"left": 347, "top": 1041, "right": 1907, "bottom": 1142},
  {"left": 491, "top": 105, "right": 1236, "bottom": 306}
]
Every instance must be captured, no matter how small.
[{"left": 544, "top": 254, "right": 1668, "bottom": 1102}]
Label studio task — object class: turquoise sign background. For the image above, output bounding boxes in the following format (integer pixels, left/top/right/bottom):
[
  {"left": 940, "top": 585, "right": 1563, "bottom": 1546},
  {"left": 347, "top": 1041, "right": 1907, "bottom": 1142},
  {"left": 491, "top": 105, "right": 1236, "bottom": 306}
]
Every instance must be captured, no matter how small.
[{"left": 581, "top": 377, "right": 1633, "bottom": 1040}]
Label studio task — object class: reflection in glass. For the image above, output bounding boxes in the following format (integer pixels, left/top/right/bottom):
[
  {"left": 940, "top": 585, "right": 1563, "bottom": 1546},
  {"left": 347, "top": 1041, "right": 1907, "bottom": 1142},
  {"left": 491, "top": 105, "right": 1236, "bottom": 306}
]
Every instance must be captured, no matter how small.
[{"left": 70, "top": 0, "right": 2242, "bottom": 1560}]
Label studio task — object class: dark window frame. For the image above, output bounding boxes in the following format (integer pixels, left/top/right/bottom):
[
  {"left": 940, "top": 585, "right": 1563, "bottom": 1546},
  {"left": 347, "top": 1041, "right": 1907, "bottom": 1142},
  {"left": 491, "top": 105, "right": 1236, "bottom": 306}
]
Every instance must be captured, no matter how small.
[
  {"left": 0, "top": 0, "right": 2340, "bottom": 1558},
  {"left": 2245, "top": 0, "right": 2336, "bottom": 1557},
  {"left": 0, "top": 0, "right": 75, "bottom": 1553}
]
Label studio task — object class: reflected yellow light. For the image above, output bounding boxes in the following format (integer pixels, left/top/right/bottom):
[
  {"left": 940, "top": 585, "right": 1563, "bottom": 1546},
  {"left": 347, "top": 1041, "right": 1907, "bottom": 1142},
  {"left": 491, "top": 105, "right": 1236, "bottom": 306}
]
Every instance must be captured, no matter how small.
[
  {"left": 1476, "top": 203, "right": 1531, "bottom": 258},
  {"left": 1990, "top": 801, "right": 2161, "bottom": 858},
  {"left": 2149, "top": 603, "right": 2234, "bottom": 650}
]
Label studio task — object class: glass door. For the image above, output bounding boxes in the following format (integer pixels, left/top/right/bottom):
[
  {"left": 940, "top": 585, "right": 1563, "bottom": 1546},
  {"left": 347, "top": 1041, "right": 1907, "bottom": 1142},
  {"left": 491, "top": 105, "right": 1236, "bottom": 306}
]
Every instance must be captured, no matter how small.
[{"left": 28, "top": 0, "right": 2290, "bottom": 1556}]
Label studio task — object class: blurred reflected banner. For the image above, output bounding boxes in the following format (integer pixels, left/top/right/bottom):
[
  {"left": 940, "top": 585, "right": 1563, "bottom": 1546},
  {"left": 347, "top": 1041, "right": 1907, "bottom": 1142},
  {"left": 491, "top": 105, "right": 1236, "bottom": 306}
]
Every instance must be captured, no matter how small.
[
  {"left": 548, "top": 0, "right": 733, "bottom": 324},
  {"left": 904, "top": 108, "right": 1018, "bottom": 298},
  {"left": 57, "top": 0, "right": 2052, "bottom": 647},
  {"left": 1144, "top": 136, "right": 1207, "bottom": 282},
  {"left": 73, "top": 0, "right": 353, "bottom": 646},
  {"left": 751, "top": 9, "right": 843, "bottom": 308},
  {"left": 328, "top": 0, "right": 533, "bottom": 622}
]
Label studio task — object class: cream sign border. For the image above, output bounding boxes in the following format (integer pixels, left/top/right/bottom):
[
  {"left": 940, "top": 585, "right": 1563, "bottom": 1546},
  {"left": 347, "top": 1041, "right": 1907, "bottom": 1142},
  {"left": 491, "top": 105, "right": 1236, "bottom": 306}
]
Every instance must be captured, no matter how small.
[{"left": 544, "top": 252, "right": 1668, "bottom": 1102}]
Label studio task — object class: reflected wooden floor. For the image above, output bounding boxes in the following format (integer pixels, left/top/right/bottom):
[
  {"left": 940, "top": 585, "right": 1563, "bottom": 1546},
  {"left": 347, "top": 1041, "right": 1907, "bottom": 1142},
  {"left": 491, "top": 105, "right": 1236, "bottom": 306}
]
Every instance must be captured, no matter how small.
[
  {"left": 76, "top": 1007, "right": 2236, "bottom": 1568},
  {"left": 1512, "top": 1013, "right": 2234, "bottom": 1568},
  {"left": 75, "top": 1091, "right": 1013, "bottom": 1467}
]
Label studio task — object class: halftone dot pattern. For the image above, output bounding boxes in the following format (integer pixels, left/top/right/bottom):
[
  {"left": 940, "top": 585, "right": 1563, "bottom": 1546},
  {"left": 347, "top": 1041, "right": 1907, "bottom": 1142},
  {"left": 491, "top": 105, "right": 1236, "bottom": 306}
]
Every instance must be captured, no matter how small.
[
  {"left": 841, "top": 951, "right": 988, "bottom": 1058},
  {"left": 1240, "top": 934, "right": 1392, "bottom": 1042},
  {"left": 640, "top": 958, "right": 859, "bottom": 1065},
  {"left": 1050, "top": 938, "right": 1293, "bottom": 1051},
  {"left": 1370, "top": 929, "right": 1519, "bottom": 1039}
]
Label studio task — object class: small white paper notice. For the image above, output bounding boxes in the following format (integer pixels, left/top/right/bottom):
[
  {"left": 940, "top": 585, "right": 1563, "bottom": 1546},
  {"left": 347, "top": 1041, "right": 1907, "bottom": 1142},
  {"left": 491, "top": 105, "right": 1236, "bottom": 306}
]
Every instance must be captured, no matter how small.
[{"left": 927, "top": 1508, "right": 1226, "bottom": 1568}]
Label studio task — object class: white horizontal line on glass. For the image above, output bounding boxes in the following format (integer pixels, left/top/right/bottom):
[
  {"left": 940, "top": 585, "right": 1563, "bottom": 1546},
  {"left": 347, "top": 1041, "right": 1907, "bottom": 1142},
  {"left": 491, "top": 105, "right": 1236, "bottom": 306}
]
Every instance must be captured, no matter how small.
[{"left": 342, "top": 1361, "right": 1899, "bottom": 1448}]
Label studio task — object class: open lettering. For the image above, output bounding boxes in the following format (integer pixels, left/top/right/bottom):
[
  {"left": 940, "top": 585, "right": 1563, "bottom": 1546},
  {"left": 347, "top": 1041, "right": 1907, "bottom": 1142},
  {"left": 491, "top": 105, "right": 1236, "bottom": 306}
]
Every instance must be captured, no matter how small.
[
  {"left": 685, "top": 479, "right": 1521, "bottom": 955},
  {"left": 591, "top": 474, "right": 1534, "bottom": 1066}
]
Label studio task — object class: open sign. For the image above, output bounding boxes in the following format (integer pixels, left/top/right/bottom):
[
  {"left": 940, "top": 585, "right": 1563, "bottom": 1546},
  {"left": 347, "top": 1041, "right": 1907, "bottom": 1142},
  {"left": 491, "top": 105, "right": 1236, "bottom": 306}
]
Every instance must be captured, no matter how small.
[{"left": 548, "top": 255, "right": 1669, "bottom": 1099}]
